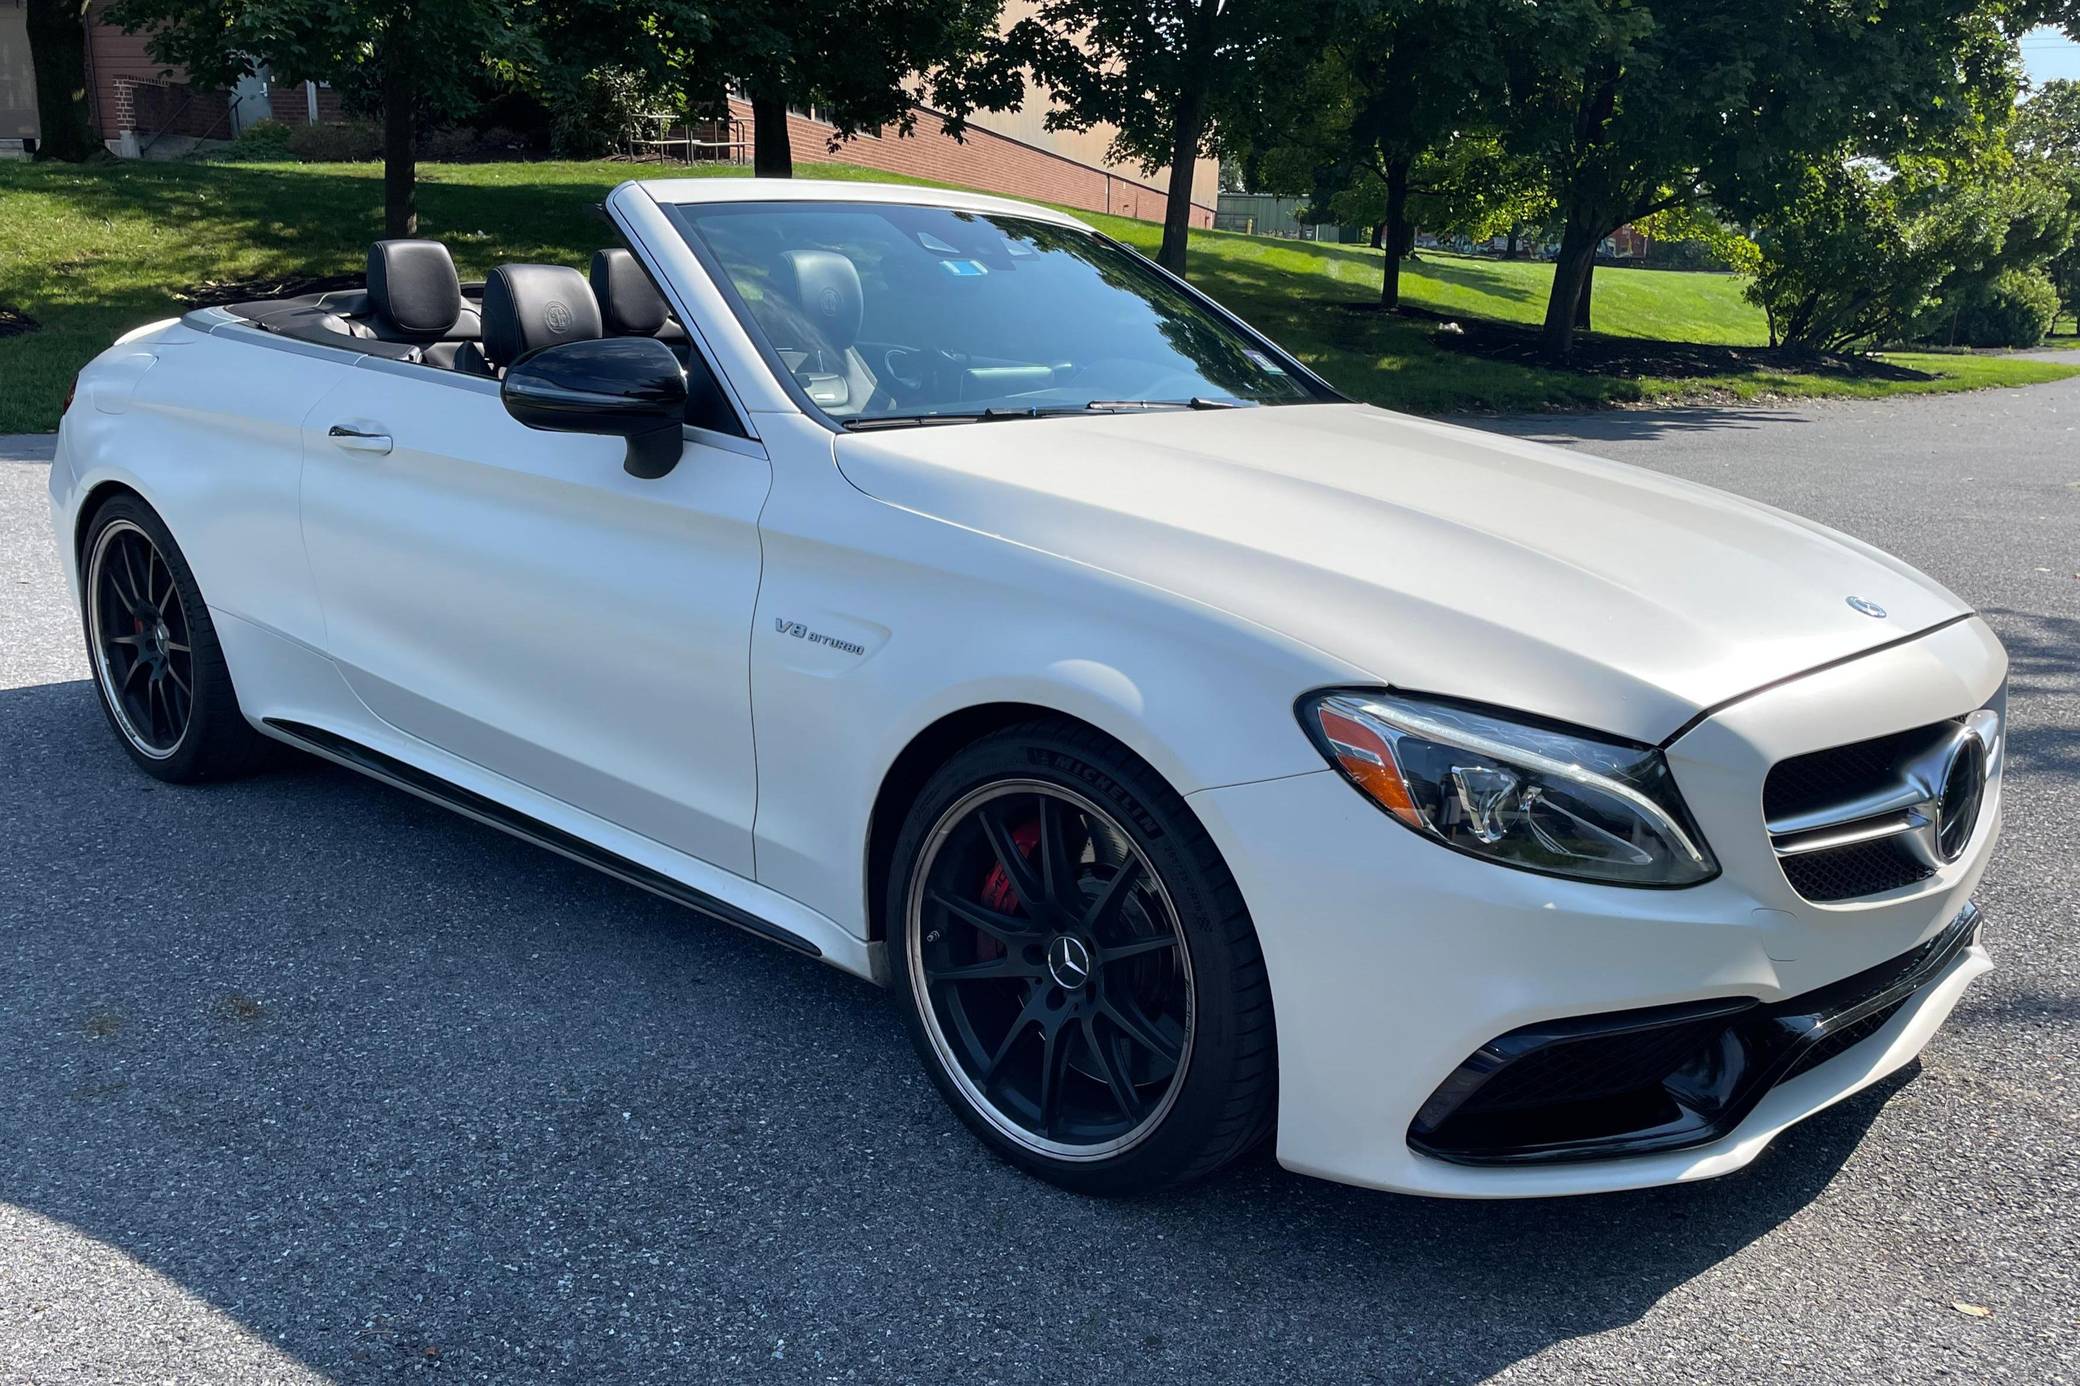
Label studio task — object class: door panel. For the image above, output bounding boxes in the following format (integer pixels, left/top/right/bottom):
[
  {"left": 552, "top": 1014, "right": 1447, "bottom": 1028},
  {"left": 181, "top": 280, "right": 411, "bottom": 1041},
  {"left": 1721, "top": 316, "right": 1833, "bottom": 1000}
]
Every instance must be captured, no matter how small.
[{"left": 299, "top": 366, "right": 769, "bottom": 877}]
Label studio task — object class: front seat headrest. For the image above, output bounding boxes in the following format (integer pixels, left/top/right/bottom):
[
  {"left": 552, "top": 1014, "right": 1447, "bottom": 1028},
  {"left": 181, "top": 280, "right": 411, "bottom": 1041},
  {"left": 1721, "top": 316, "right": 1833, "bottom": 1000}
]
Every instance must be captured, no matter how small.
[
  {"left": 781, "top": 249, "right": 862, "bottom": 351},
  {"left": 591, "top": 249, "right": 670, "bottom": 336},
  {"left": 367, "top": 239, "right": 463, "bottom": 337},
  {"left": 480, "top": 264, "right": 603, "bottom": 369}
]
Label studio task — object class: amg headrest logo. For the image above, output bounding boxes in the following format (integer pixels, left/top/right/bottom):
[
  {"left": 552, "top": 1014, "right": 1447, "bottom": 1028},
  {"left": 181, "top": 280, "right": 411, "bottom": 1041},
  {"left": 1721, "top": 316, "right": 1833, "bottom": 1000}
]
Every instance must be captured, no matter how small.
[
  {"left": 544, "top": 300, "right": 573, "bottom": 334},
  {"left": 818, "top": 286, "right": 842, "bottom": 319}
]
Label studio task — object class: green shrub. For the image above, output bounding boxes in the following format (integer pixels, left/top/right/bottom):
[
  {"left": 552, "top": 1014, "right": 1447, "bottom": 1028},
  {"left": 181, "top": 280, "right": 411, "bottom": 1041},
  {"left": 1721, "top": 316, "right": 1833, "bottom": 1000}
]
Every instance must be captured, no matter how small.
[
  {"left": 286, "top": 120, "right": 382, "bottom": 162},
  {"left": 217, "top": 118, "right": 295, "bottom": 162},
  {"left": 1954, "top": 268, "right": 2060, "bottom": 348}
]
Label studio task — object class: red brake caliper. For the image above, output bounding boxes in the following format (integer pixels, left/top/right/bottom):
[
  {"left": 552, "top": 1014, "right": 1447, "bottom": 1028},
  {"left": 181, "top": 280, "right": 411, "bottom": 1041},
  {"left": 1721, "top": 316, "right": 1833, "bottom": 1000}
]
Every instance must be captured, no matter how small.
[{"left": 978, "top": 818, "right": 1042, "bottom": 926}]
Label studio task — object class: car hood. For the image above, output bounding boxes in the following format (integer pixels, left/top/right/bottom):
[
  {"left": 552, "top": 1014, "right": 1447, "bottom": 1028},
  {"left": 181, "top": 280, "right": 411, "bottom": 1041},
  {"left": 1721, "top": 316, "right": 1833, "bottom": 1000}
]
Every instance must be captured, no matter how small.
[{"left": 834, "top": 403, "right": 1970, "bottom": 743}]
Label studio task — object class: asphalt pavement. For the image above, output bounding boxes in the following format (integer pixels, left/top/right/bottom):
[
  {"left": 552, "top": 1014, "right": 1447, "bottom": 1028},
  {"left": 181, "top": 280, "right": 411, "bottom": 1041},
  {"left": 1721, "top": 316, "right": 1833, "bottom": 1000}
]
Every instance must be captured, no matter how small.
[{"left": 1, "top": 376, "right": 2076, "bottom": 1383}]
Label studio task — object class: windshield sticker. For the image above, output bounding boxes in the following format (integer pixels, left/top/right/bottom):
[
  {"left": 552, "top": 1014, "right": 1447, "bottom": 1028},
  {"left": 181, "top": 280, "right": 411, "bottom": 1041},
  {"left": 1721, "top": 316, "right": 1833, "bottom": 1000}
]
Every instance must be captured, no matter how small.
[
  {"left": 1002, "top": 237, "right": 1036, "bottom": 257},
  {"left": 917, "top": 232, "right": 959, "bottom": 253},
  {"left": 1242, "top": 348, "right": 1287, "bottom": 374},
  {"left": 940, "top": 259, "right": 989, "bottom": 277}
]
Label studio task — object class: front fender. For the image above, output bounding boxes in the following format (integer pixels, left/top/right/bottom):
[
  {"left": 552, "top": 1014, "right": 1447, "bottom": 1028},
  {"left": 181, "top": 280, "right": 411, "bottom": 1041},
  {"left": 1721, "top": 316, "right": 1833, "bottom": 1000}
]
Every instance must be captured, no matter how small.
[{"left": 749, "top": 463, "right": 1359, "bottom": 939}]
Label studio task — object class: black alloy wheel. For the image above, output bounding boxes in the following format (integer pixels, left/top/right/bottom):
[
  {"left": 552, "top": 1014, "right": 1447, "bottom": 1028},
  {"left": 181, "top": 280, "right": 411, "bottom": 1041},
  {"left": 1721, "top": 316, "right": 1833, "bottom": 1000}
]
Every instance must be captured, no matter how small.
[
  {"left": 890, "top": 722, "right": 1276, "bottom": 1193},
  {"left": 87, "top": 517, "right": 195, "bottom": 759},
  {"left": 80, "top": 496, "right": 271, "bottom": 782}
]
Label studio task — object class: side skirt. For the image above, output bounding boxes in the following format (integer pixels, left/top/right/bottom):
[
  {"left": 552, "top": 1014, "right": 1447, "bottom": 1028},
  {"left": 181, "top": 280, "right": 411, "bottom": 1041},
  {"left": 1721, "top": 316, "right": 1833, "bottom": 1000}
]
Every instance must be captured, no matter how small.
[{"left": 263, "top": 717, "right": 822, "bottom": 958}]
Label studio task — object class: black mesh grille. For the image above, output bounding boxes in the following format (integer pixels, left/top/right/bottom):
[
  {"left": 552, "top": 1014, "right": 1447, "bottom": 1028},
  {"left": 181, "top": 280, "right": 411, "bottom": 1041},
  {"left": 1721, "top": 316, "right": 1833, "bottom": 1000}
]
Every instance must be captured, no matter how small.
[
  {"left": 1764, "top": 722, "right": 1951, "bottom": 824},
  {"left": 1454, "top": 1016, "right": 1731, "bottom": 1116},
  {"left": 1780, "top": 839, "right": 1934, "bottom": 902}
]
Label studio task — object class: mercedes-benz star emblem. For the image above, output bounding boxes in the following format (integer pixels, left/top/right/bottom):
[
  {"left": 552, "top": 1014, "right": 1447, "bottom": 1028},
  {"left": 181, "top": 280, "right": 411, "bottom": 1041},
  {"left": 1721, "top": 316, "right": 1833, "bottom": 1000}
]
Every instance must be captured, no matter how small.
[
  {"left": 1846, "top": 595, "right": 1887, "bottom": 618},
  {"left": 1046, "top": 935, "right": 1092, "bottom": 990}
]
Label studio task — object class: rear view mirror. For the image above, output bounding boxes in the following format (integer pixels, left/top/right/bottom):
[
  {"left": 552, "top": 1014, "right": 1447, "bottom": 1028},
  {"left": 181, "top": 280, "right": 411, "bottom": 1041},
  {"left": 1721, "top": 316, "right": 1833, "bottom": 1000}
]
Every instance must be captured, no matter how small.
[{"left": 501, "top": 337, "right": 689, "bottom": 478}]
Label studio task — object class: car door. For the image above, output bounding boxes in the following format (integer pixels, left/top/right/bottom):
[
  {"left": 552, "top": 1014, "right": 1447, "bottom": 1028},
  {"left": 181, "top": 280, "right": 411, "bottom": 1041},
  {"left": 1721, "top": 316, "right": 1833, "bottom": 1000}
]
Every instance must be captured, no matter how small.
[{"left": 298, "top": 358, "right": 770, "bottom": 878}]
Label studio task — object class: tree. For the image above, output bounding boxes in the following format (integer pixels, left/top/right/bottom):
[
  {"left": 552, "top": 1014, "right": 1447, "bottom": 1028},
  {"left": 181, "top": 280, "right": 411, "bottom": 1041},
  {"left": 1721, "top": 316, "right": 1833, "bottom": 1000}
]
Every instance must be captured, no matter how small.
[
  {"left": 678, "top": 0, "right": 1015, "bottom": 179},
  {"left": 25, "top": 0, "right": 100, "bottom": 162},
  {"left": 105, "top": 0, "right": 536, "bottom": 237},
  {"left": 1228, "top": 3, "right": 1515, "bottom": 308},
  {"left": 1496, "top": 0, "right": 2029, "bottom": 358},
  {"left": 1745, "top": 159, "right": 1975, "bottom": 350},
  {"left": 2013, "top": 80, "right": 2080, "bottom": 326},
  {"left": 1006, "top": 0, "right": 1325, "bottom": 277}
]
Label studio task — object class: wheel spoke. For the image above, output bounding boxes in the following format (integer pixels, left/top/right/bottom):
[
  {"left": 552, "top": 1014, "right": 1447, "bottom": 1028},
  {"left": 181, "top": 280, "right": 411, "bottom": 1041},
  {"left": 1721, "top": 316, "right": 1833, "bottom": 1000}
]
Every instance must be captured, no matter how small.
[
  {"left": 983, "top": 987, "right": 1051, "bottom": 1082},
  {"left": 977, "top": 806, "right": 1045, "bottom": 916},
  {"left": 109, "top": 633, "right": 143, "bottom": 648},
  {"left": 1081, "top": 1015, "right": 1144, "bottom": 1123},
  {"left": 165, "top": 640, "right": 191, "bottom": 654},
  {"left": 1035, "top": 793, "right": 1081, "bottom": 908},
  {"left": 147, "top": 548, "right": 167, "bottom": 608},
  {"left": 118, "top": 653, "right": 149, "bottom": 690},
  {"left": 1036, "top": 1021, "right": 1075, "bottom": 1139},
  {"left": 925, "top": 953, "right": 1040, "bottom": 984},
  {"left": 1100, "top": 933, "right": 1176, "bottom": 965},
  {"left": 111, "top": 549, "right": 142, "bottom": 609},
  {"left": 926, "top": 888, "right": 1033, "bottom": 946},
  {"left": 1080, "top": 857, "right": 1144, "bottom": 934},
  {"left": 1099, "top": 996, "right": 1183, "bottom": 1066},
  {"left": 165, "top": 659, "right": 192, "bottom": 695}
]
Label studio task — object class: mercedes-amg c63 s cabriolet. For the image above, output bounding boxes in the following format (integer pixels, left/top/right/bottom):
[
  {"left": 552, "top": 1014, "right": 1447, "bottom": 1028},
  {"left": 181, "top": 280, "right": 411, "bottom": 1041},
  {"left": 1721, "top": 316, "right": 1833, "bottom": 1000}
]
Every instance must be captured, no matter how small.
[{"left": 50, "top": 179, "right": 2004, "bottom": 1196}]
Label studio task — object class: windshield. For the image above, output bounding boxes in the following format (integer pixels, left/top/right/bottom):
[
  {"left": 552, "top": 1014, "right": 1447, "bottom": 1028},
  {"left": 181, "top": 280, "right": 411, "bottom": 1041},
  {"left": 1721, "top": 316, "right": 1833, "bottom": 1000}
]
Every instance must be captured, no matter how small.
[{"left": 664, "top": 201, "right": 1327, "bottom": 427}]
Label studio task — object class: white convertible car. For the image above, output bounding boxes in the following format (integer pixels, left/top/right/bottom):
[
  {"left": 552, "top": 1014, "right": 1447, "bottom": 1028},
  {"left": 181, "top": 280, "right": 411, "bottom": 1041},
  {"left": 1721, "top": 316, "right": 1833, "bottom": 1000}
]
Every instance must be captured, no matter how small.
[{"left": 50, "top": 179, "right": 2003, "bottom": 1197}]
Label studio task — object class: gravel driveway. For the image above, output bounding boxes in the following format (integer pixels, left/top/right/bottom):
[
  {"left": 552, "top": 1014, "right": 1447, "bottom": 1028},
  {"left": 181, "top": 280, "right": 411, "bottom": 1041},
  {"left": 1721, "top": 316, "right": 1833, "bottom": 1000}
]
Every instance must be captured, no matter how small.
[{"left": 1, "top": 378, "right": 2075, "bottom": 1383}]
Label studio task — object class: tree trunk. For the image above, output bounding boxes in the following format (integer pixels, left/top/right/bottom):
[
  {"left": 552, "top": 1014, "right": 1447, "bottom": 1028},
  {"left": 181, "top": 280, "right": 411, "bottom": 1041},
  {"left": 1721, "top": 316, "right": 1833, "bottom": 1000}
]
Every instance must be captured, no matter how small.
[
  {"left": 1157, "top": 91, "right": 1204, "bottom": 275},
  {"left": 1574, "top": 257, "right": 1595, "bottom": 331},
  {"left": 1370, "top": 221, "right": 1386, "bottom": 250},
  {"left": 1380, "top": 155, "right": 1411, "bottom": 310},
  {"left": 1505, "top": 225, "right": 1520, "bottom": 260},
  {"left": 1542, "top": 220, "right": 1601, "bottom": 358},
  {"left": 380, "top": 48, "right": 417, "bottom": 238},
  {"left": 1157, "top": 0, "right": 1222, "bottom": 277},
  {"left": 26, "top": 0, "right": 99, "bottom": 162},
  {"left": 750, "top": 79, "right": 793, "bottom": 178}
]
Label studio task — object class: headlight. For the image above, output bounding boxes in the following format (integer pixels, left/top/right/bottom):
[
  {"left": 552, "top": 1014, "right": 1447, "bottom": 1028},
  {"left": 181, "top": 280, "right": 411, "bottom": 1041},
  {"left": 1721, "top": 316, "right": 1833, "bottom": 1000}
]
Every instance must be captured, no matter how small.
[{"left": 1298, "top": 691, "right": 1718, "bottom": 888}]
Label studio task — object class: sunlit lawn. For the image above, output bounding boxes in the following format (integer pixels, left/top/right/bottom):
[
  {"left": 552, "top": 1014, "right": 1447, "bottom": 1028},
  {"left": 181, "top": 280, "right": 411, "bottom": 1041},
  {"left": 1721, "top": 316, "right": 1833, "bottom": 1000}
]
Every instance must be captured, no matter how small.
[{"left": 2, "top": 157, "right": 2073, "bottom": 431}]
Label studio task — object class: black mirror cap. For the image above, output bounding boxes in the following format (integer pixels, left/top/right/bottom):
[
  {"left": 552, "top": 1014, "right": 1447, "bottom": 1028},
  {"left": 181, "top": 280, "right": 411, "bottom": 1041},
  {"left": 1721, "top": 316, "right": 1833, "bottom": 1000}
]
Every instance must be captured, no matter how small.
[{"left": 501, "top": 336, "right": 689, "bottom": 478}]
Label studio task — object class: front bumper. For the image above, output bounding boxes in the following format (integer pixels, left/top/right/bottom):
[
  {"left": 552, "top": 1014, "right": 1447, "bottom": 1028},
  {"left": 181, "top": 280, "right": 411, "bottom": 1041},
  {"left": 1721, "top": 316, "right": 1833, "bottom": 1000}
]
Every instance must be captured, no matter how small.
[{"left": 1188, "top": 617, "right": 2004, "bottom": 1198}]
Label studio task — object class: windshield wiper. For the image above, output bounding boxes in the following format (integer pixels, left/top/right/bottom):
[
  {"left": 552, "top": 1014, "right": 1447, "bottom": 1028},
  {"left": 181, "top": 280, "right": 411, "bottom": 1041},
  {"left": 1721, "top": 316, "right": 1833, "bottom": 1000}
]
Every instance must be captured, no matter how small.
[
  {"left": 1084, "top": 397, "right": 1246, "bottom": 412},
  {"left": 841, "top": 405, "right": 1087, "bottom": 431}
]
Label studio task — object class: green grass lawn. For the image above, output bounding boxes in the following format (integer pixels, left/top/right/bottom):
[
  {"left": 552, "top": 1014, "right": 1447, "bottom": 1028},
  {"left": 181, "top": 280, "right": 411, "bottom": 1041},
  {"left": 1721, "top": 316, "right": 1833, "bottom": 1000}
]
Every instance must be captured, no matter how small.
[{"left": 2, "top": 157, "right": 2074, "bottom": 432}]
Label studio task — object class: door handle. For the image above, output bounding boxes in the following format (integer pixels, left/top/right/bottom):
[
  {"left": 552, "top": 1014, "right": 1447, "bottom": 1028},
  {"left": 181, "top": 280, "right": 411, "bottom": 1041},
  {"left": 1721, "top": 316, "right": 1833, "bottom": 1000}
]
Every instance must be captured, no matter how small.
[{"left": 327, "top": 424, "right": 394, "bottom": 455}]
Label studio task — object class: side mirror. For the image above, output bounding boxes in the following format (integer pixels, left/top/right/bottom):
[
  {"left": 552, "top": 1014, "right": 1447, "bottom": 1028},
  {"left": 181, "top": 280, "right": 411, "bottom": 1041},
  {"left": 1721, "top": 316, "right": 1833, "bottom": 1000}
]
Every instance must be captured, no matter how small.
[{"left": 501, "top": 337, "right": 689, "bottom": 479}]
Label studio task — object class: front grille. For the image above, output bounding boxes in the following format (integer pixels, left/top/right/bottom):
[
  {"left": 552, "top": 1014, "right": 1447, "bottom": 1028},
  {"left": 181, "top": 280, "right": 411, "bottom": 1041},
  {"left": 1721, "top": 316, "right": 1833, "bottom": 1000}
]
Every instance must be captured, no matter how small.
[
  {"left": 1409, "top": 905, "right": 1979, "bottom": 1165},
  {"left": 1780, "top": 838, "right": 1934, "bottom": 902},
  {"left": 1764, "top": 716, "right": 1974, "bottom": 903},
  {"left": 1764, "top": 724, "right": 1951, "bottom": 824}
]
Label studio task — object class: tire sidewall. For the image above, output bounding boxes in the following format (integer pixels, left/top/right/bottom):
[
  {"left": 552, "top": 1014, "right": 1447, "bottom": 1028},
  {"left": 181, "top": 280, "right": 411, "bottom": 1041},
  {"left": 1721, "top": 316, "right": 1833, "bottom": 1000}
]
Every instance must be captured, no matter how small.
[{"left": 888, "top": 726, "right": 1260, "bottom": 1193}]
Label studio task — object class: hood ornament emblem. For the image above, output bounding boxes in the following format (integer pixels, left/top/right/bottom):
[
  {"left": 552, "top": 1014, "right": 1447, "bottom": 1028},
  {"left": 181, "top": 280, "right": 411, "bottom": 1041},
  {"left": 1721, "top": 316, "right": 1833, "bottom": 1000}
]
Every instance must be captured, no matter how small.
[{"left": 1846, "top": 595, "right": 1887, "bottom": 619}]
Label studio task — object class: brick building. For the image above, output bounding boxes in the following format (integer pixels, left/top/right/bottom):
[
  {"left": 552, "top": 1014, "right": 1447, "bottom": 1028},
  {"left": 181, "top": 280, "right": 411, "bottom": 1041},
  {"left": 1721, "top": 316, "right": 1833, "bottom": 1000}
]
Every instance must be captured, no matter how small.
[{"left": 1, "top": 0, "right": 1213, "bottom": 228}]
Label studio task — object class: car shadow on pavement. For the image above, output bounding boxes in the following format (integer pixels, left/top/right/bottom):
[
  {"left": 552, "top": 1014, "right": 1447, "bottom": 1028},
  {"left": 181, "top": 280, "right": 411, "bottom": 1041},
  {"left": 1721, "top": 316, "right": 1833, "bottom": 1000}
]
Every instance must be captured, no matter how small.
[{"left": 0, "top": 675, "right": 1909, "bottom": 1383}]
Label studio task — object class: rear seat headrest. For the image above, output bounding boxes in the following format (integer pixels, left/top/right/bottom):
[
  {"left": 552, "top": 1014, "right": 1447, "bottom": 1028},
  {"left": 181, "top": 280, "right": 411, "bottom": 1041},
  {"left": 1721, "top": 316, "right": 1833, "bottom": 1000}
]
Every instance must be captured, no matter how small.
[
  {"left": 367, "top": 239, "right": 462, "bottom": 337},
  {"left": 591, "top": 249, "right": 671, "bottom": 336},
  {"left": 481, "top": 264, "right": 603, "bottom": 368}
]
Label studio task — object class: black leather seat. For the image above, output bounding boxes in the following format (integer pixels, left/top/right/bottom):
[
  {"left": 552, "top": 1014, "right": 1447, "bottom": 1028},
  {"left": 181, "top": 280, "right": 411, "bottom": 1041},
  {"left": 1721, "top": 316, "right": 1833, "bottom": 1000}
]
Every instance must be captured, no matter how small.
[
  {"left": 365, "top": 239, "right": 482, "bottom": 348},
  {"left": 591, "top": 249, "right": 675, "bottom": 337},
  {"left": 455, "top": 263, "right": 604, "bottom": 379}
]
